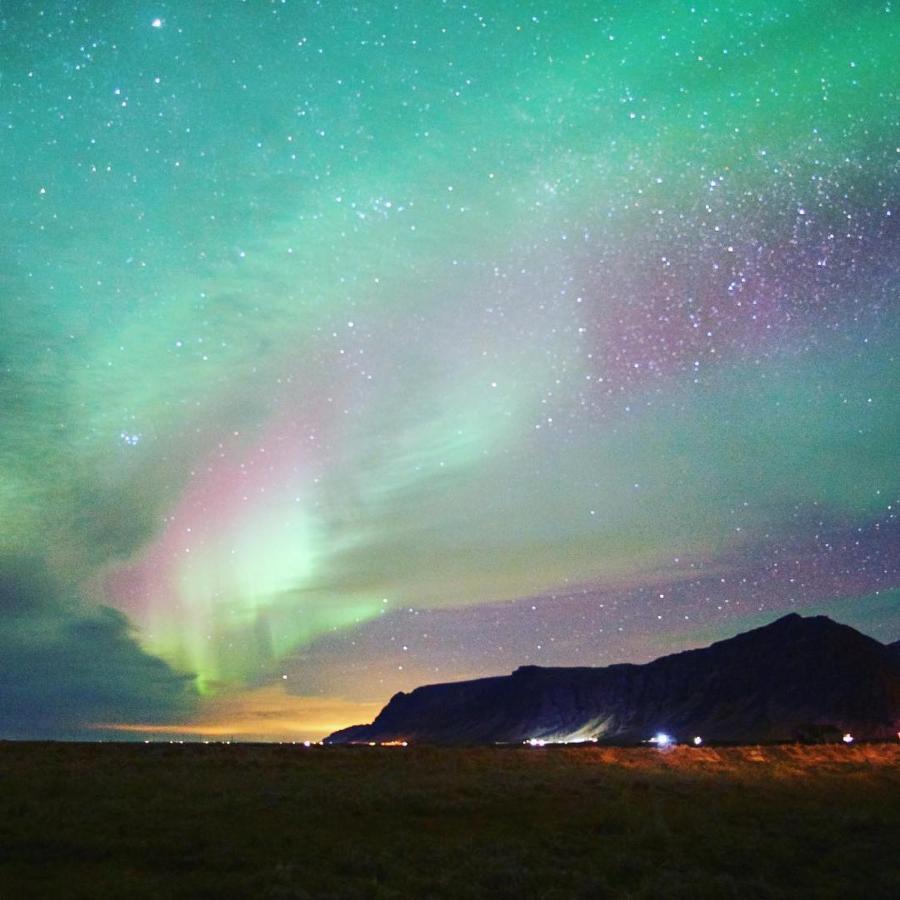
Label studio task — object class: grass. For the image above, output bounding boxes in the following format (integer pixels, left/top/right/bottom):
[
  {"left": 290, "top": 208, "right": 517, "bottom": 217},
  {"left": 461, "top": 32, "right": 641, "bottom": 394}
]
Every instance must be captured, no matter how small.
[{"left": 0, "top": 741, "right": 897, "bottom": 898}]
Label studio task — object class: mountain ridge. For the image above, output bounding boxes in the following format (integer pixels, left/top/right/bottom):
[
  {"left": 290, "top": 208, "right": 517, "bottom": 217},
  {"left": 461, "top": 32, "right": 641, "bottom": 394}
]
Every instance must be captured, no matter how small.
[{"left": 326, "top": 614, "right": 900, "bottom": 745}]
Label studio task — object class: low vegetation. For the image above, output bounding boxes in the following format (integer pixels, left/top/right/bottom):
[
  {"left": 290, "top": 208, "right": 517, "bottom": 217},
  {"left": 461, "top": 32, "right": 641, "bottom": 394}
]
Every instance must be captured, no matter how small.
[{"left": 0, "top": 741, "right": 897, "bottom": 898}]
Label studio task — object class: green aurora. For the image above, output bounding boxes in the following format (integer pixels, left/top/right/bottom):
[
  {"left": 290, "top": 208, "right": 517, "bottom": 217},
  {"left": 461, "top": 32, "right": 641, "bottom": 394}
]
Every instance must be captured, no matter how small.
[{"left": 1, "top": 1, "right": 897, "bottom": 737}]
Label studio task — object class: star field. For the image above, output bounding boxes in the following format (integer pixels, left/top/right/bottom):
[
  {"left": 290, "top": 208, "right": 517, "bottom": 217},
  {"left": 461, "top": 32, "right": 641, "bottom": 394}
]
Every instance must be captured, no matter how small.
[{"left": 0, "top": 1, "right": 897, "bottom": 740}]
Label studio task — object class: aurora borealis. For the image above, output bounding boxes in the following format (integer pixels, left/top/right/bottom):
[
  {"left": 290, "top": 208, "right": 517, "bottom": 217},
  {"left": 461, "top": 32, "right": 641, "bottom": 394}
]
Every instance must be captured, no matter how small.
[{"left": 1, "top": 1, "right": 898, "bottom": 741}]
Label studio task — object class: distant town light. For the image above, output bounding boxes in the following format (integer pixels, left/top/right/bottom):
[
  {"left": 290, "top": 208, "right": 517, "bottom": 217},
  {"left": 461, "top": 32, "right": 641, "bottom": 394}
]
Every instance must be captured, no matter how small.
[
  {"left": 526, "top": 738, "right": 546, "bottom": 747},
  {"left": 842, "top": 733, "right": 854, "bottom": 744},
  {"left": 651, "top": 732, "right": 673, "bottom": 747},
  {"left": 693, "top": 736, "right": 703, "bottom": 746}
]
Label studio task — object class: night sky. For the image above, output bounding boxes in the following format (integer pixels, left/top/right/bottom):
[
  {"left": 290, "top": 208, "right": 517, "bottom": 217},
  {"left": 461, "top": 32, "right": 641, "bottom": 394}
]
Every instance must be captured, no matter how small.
[{"left": 1, "top": 1, "right": 898, "bottom": 741}]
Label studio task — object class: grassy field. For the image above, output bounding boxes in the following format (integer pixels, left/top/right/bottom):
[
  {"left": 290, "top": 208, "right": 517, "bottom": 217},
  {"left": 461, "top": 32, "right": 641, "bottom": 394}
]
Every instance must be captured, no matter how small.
[{"left": 0, "top": 741, "right": 897, "bottom": 899}]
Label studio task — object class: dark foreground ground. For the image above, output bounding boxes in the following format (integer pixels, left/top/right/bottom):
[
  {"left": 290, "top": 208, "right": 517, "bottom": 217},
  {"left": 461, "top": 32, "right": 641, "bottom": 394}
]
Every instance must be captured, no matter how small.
[{"left": 0, "top": 742, "right": 897, "bottom": 899}]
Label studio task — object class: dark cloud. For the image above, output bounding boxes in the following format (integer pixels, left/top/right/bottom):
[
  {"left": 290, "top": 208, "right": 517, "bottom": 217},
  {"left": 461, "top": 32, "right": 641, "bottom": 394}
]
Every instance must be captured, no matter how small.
[{"left": 0, "top": 557, "right": 197, "bottom": 739}]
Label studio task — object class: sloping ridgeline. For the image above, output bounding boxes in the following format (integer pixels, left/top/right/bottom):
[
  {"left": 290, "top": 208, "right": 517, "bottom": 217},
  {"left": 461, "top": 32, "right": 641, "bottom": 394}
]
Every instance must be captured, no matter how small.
[{"left": 326, "top": 615, "right": 900, "bottom": 745}]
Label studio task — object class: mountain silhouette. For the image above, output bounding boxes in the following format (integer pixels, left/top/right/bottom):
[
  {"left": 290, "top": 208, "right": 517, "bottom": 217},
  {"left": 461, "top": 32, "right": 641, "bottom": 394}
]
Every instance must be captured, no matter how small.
[{"left": 326, "top": 614, "right": 900, "bottom": 745}]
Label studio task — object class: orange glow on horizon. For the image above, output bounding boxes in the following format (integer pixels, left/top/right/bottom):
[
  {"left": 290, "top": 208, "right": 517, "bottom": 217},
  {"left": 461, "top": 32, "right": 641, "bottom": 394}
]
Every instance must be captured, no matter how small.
[{"left": 91, "top": 684, "right": 381, "bottom": 742}]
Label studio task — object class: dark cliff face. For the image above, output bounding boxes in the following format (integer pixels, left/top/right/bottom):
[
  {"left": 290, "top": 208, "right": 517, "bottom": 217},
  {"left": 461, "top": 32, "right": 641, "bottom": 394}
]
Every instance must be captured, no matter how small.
[{"left": 326, "top": 615, "right": 900, "bottom": 745}]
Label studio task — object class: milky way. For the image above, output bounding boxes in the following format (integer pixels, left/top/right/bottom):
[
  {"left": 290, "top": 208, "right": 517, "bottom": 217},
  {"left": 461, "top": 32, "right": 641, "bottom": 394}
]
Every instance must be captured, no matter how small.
[{"left": 1, "top": 2, "right": 898, "bottom": 740}]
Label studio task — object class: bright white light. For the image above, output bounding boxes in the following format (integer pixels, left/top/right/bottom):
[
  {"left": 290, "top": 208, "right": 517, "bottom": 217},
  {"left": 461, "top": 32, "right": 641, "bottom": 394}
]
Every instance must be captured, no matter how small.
[
  {"left": 842, "top": 733, "right": 854, "bottom": 744},
  {"left": 651, "top": 732, "right": 673, "bottom": 747},
  {"left": 693, "top": 736, "right": 703, "bottom": 746},
  {"left": 526, "top": 738, "right": 546, "bottom": 747},
  {"left": 151, "top": 17, "right": 164, "bottom": 28}
]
